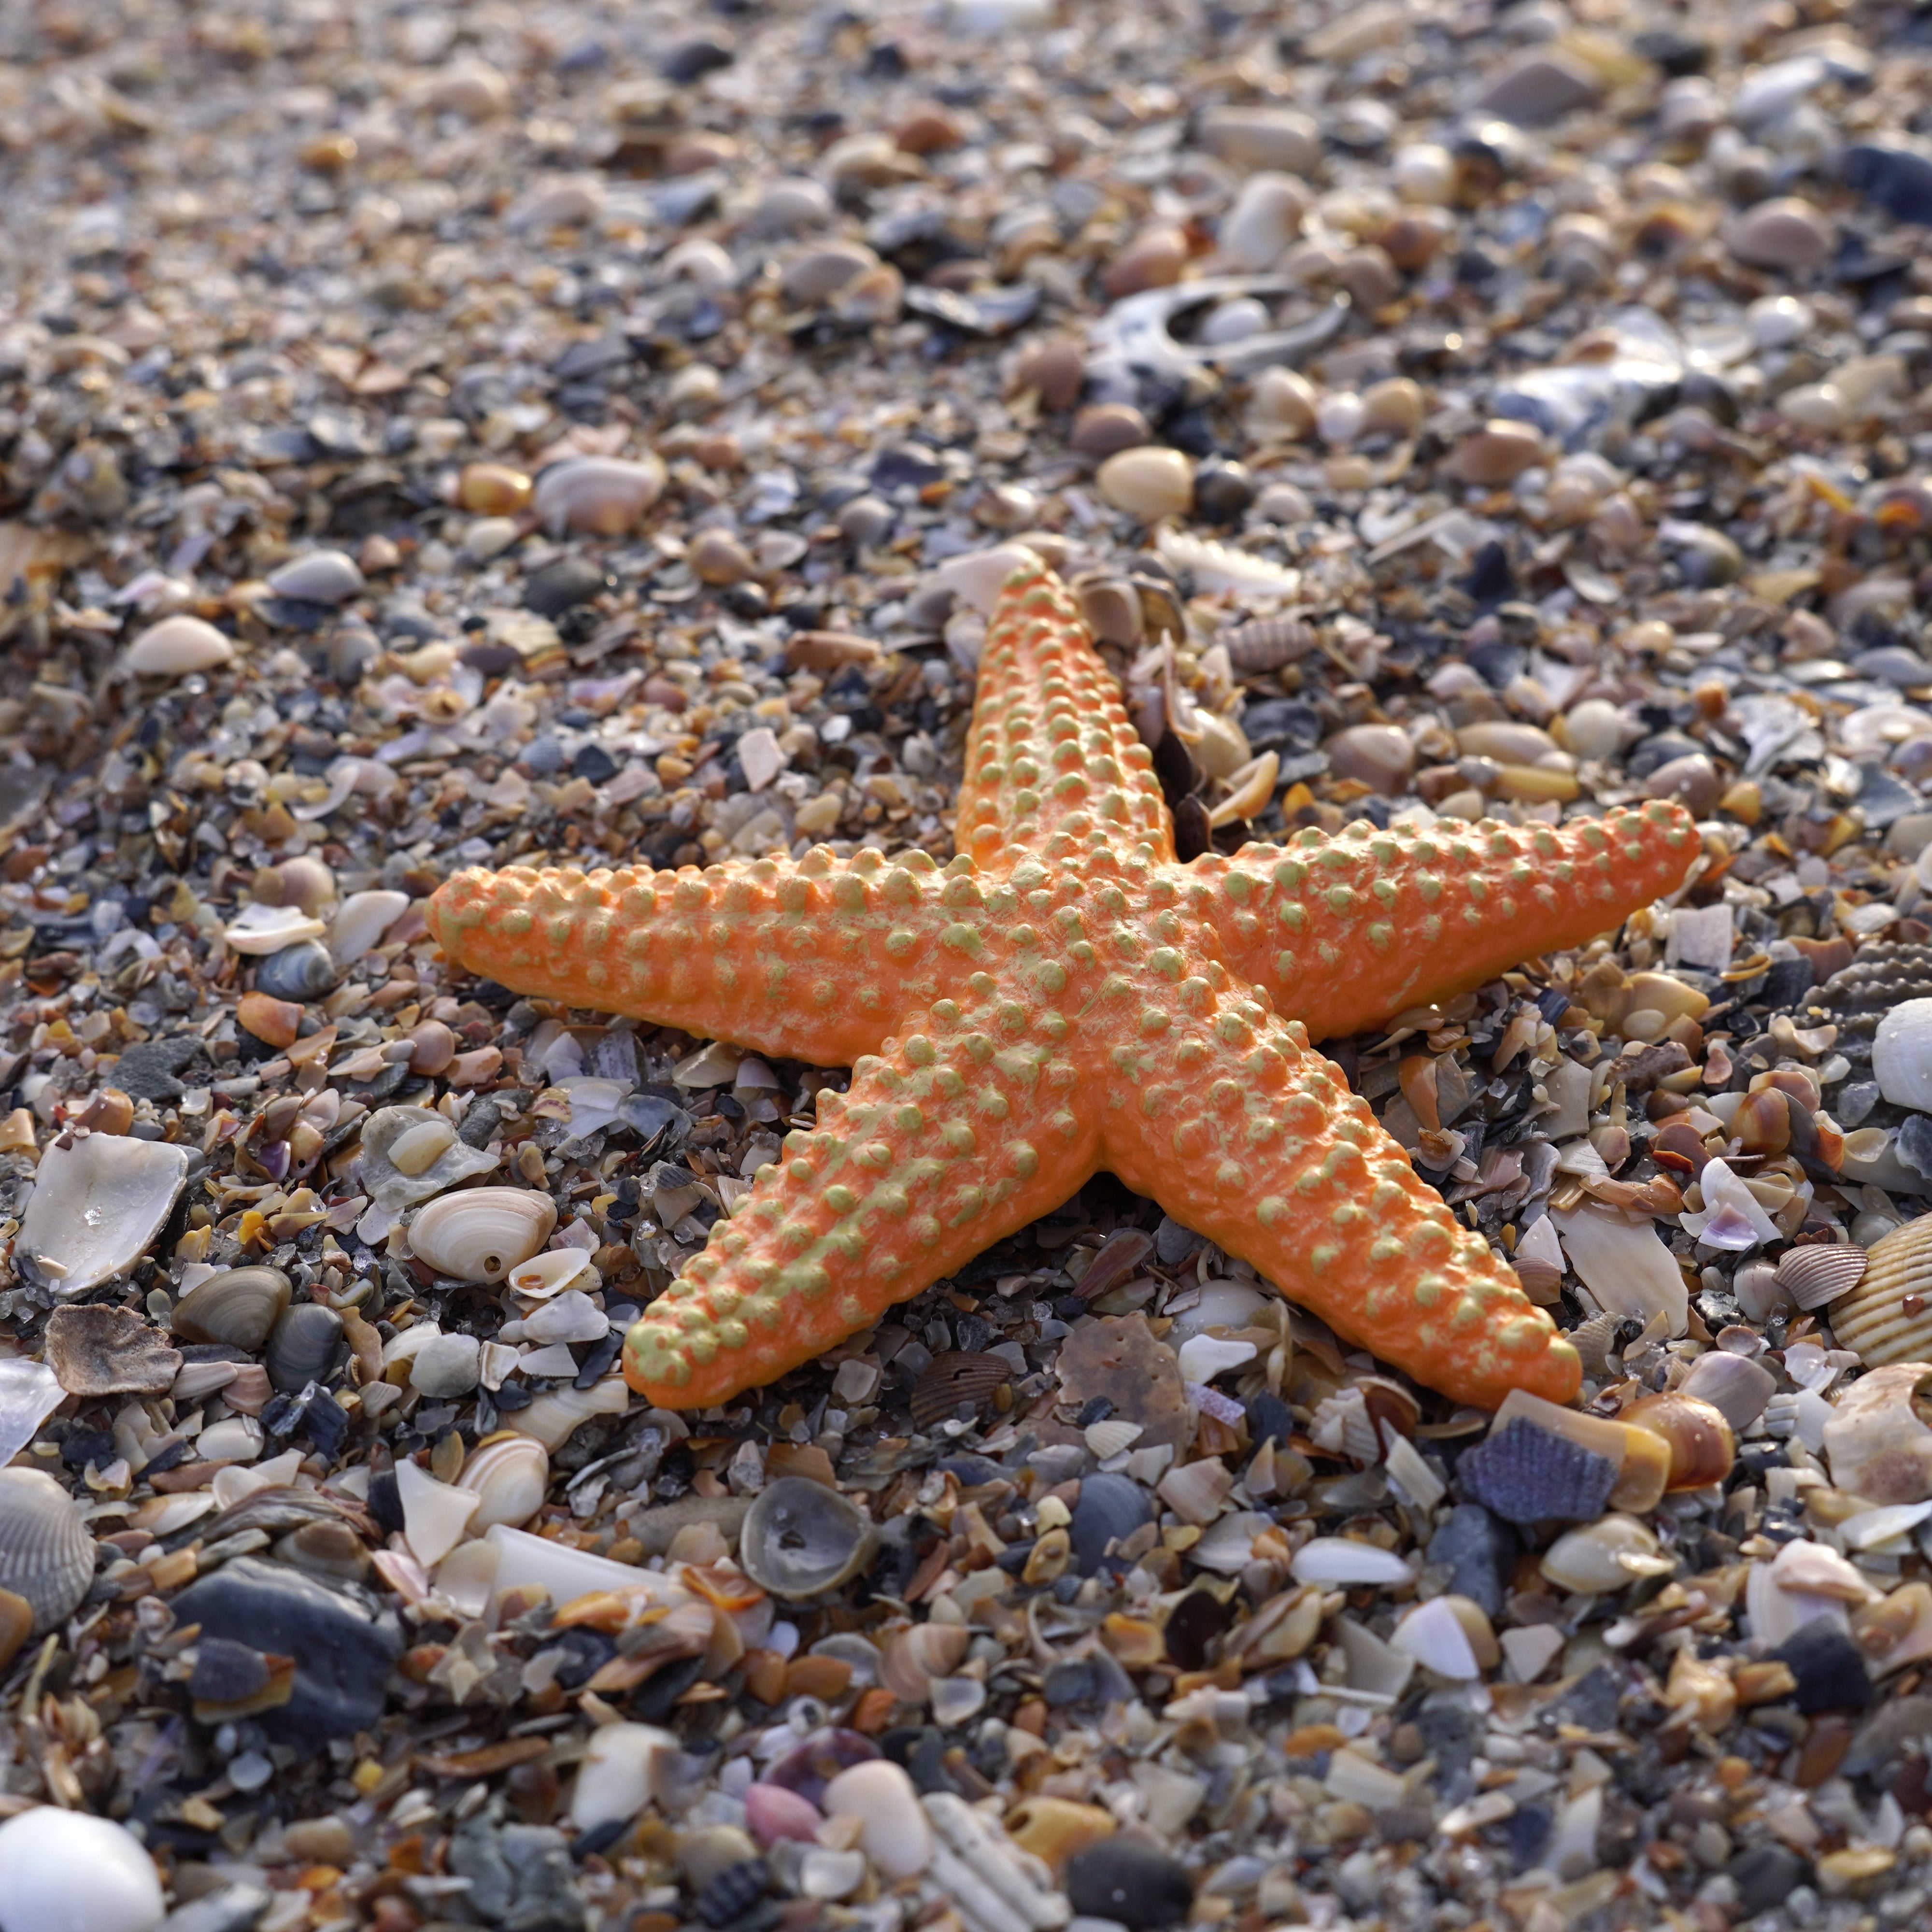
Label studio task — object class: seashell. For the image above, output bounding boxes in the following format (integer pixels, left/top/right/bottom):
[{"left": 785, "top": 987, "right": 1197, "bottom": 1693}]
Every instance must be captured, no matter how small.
[
  {"left": 510, "top": 1374, "right": 630, "bottom": 1452},
  {"left": 1073, "top": 571, "right": 1143, "bottom": 647},
  {"left": 1832, "top": 1218, "right": 1932, "bottom": 1367},
  {"left": 1777, "top": 1242, "right": 1868, "bottom": 1312},
  {"left": 17, "top": 1133, "right": 191, "bottom": 1296},
  {"left": 533, "top": 455, "right": 668, "bottom": 537},
  {"left": 269, "top": 855, "right": 337, "bottom": 915},
  {"left": 265, "top": 1302, "right": 344, "bottom": 1394},
  {"left": 740, "top": 1479, "right": 878, "bottom": 1600},
  {"left": 454, "top": 1435, "right": 550, "bottom": 1533},
  {"left": 1457, "top": 1415, "right": 1617, "bottom": 1525},
  {"left": 267, "top": 548, "right": 365, "bottom": 603},
  {"left": 1678, "top": 1350, "right": 1777, "bottom": 1433},
  {"left": 331, "top": 889, "right": 410, "bottom": 963},
  {"left": 1069, "top": 1471, "right": 1153, "bottom": 1575},
  {"left": 172, "top": 1266, "right": 292, "bottom": 1350},
  {"left": 1156, "top": 526, "right": 1301, "bottom": 596},
  {"left": 273, "top": 1519, "right": 370, "bottom": 1581},
  {"left": 409, "top": 1187, "right": 557, "bottom": 1282},
  {"left": 1821, "top": 1363, "right": 1932, "bottom": 1504},
  {"left": 909, "top": 1351, "right": 1011, "bottom": 1428},
  {"left": 1852, "top": 1581, "right": 1932, "bottom": 1677},
  {"left": 1220, "top": 614, "right": 1318, "bottom": 674},
  {"left": 389, "top": 1118, "right": 456, "bottom": 1176},
  {"left": 1620, "top": 1392, "right": 1735, "bottom": 1491},
  {"left": 1539, "top": 1513, "right": 1663, "bottom": 1595},
  {"left": 1289, "top": 1537, "right": 1414, "bottom": 1587},
  {"left": 0, "top": 1468, "right": 96, "bottom": 1631},
  {"left": 879, "top": 1621, "right": 971, "bottom": 1702},
  {"left": 507, "top": 1248, "right": 602, "bottom": 1302},
  {"left": 1485, "top": 1390, "right": 1668, "bottom": 1512},
  {"left": 225, "top": 903, "right": 328, "bottom": 955},
  {"left": 254, "top": 939, "right": 339, "bottom": 1000},
  {"left": 1551, "top": 1203, "right": 1688, "bottom": 1335},
  {"left": 0, "top": 1807, "right": 166, "bottom": 1932},
  {"left": 1083, "top": 1418, "right": 1143, "bottom": 1460},
  {"left": 408, "top": 1020, "right": 456, "bottom": 1075},
  {"left": 43, "top": 1305, "right": 180, "bottom": 1398},
  {"left": 222, "top": 1364, "right": 272, "bottom": 1415},
  {"left": 357, "top": 1105, "right": 500, "bottom": 1214},
  {"left": 396, "top": 1458, "right": 481, "bottom": 1567},
  {"left": 126, "top": 613, "right": 235, "bottom": 677},
  {"left": 1566, "top": 1309, "right": 1623, "bottom": 1378}
]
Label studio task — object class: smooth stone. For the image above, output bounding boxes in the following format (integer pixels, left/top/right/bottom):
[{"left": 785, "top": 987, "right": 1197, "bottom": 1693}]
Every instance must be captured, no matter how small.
[
  {"left": 1011, "top": 339, "right": 1085, "bottom": 411},
  {"left": 689, "top": 529, "right": 755, "bottom": 585},
  {"left": 523, "top": 556, "right": 609, "bottom": 616},
  {"left": 1197, "top": 106, "right": 1320, "bottom": 174},
  {"left": 1473, "top": 51, "right": 1602, "bottom": 125},
  {"left": 1094, "top": 447, "right": 1194, "bottom": 520},
  {"left": 1069, "top": 403, "right": 1151, "bottom": 456},
  {"left": 822, "top": 1760, "right": 931, "bottom": 1878},
  {"left": 126, "top": 615, "right": 235, "bottom": 677},
  {"left": 1844, "top": 139, "right": 1932, "bottom": 227},
  {"left": 1103, "top": 225, "right": 1188, "bottom": 299},
  {"left": 1728, "top": 1846, "right": 1812, "bottom": 1918},
  {"left": 1323, "top": 724, "right": 1415, "bottom": 795},
  {"left": 749, "top": 178, "right": 832, "bottom": 237},
  {"left": 1670, "top": 526, "right": 1744, "bottom": 587},
  {"left": 0, "top": 1808, "right": 164, "bottom": 1932},
  {"left": 1427, "top": 1503, "right": 1517, "bottom": 1617},
  {"left": 410, "top": 1331, "right": 482, "bottom": 1397},
  {"left": 1218, "top": 173, "right": 1306, "bottom": 270},
  {"left": 1066, "top": 1840, "right": 1194, "bottom": 1931},
  {"left": 1561, "top": 699, "right": 1624, "bottom": 763},
  {"left": 1449, "top": 420, "right": 1545, "bottom": 484},
  {"left": 1728, "top": 197, "right": 1834, "bottom": 270},
  {"left": 1641, "top": 753, "right": 1722, "bottom": 817},
  {"left": 168, "top": 1557, "right": 401, "bottom": 1740},
  {"left": 266, "top": 548, "right": 364, "bottom": 603},
  {"left": 1875, "top": 998, "right": 1932, "bottom": 1111},
  {"left": 781, "top": 241, "right": 879, "bottom": 305}
]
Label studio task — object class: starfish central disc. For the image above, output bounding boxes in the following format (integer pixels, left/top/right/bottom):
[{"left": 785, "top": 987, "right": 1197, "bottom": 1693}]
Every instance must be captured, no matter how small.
[{"left": 428, "top": 562, "right": 1697, "bottom": 1412}]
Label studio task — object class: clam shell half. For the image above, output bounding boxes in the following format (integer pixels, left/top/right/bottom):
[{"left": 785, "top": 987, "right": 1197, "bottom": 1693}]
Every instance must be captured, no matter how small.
[{"left": 1833, "top": 1216, "right": 1932, "bottom": 1367}]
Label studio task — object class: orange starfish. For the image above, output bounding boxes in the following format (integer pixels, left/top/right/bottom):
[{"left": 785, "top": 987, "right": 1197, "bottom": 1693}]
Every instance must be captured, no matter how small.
[{"left": 428, "top": 562, "right": 1696, "bottom": 1412}]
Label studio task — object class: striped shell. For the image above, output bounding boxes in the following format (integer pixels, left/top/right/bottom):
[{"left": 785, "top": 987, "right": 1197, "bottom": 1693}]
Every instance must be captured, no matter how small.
[
  {"left": 1776, "top": 1242, "right": 1869, "bottom": 1312},
  {"left": 1833, "top": 1216, "right": 1932, "bottom": 1367},
  {"left": 909, "top": 1351, "right": 1011, "bottom": 1428},
  {"left": 1221, "top": 614, "right": 1318, "bottom": 674},
  {"left": 0, "top": 1469, "right": 95, "bottom": 1632}
]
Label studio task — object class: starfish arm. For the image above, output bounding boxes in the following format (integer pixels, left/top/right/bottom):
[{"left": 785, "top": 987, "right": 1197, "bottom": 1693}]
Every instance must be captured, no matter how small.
[
  {"left": 1191, "top": 800, "right": 1698, "bottom": 1041},
  {"left": 622, "top": 1000, "right": 1102, "bottom": 1408},
  {"left": 426, "top": 847, "right": 976, "bottom": 1067},
  {"left": 957, "top": 563, "right": 1175, "bottom": 866},
  {"left": 1100, "top": 990, "right": 1581, "bottom": 1411}
]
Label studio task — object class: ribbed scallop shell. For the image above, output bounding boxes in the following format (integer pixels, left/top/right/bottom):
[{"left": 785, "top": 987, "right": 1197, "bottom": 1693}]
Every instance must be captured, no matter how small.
[
  {"left": 1832, "top": 1216, "right": 1932, "bottom": 1367},
  {"left": 0, "top": 1469, "right": 95, "bottom": 1632},
  {"left": 409, "top": 1187, "right": 557, "bottom": 1282},
  {"left": 1776, "top": 1242, "right": 1869, "bottom": 1312}
]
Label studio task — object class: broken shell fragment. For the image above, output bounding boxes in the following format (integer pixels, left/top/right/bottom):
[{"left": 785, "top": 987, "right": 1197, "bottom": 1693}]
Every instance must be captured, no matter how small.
[
  {"left": 44, "top": 1305, "right": 181, "bottom": 1398},
  {"left": 357, "top": 1105, "right": 500, "bottom": 1213},
  {"left": 739, "top": 1477, "right": 878, "bottom": 1598},
  {"left": 265, "top": 1302, "right": 344, "bottom": 1393},
  {"left": 1833, "top": 1218, "right": 1932, "bottom": 1367},
  {"left": 1539, "top": 1513, "right": 1663, "bottom": 1594},
  {"left": 408, "top": 1187, "right": 557, "bottom": 1282},
  {"left": 1620, "top": 1392, "right": 1735, "bottom": 1491},
  {"left": 17, "top": 1133, "right": 191, "bottom": 1296},
  {"left": 171, "top": 1266, "right": 294, "bottom": 1350},
  {"left": 0, "top": 1467, "right": 97, "bottom": 1631},
  {"left": 533, "top": 455, "right": 668, "bottom": 536},
  {"left": 1678, "top": 1349, "right": 1777, "bottom": 1434},
  {"left": 506, "top": 1248, "right": 602, "bottom": 1301},
  {"left": 1820, "top": 1363, "right": 1932, "bottom": 1504}
]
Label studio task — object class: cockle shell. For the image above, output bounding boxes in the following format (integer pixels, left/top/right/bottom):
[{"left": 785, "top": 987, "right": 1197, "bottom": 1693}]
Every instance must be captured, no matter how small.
[
  {"left": 409, "top": 1187, "right": 556, "bottom": 1282},
  {"left": 17, "top": 1133, "right": 191, "bottom": 1296},
  {"left": 457, "top": 1435, "right": 551, "bottom": 1531},
  {"left": 358, "top": 1105, "right": 499, "bottom": 1213},
  {"left": 0, "top": 1468, "right": 96, "bottom": 1631},
  {"left": 1776, "top": 1242, "right": 1868, "bottom": 1313},
  {"left": 1833, "top": 1218, "right": 1932, "bottom": 1367},
  {"left": 171, "top": 1266, "right": 292, "bottom": 1350},
  {"left": 878, "top": 1621, "right": 970, "bottom": 1701}
]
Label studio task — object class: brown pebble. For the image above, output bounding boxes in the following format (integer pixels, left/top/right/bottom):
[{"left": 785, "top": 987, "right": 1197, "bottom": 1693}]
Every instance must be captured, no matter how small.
[
  {"left": 1642, "top": 753, "right": 1722, "bottom": 818},
  {"left": 894, "top": 107, "right": 964, "bottom": 155},
  {"left": 785, "top": 1654, "right": 854, "bottom": 1700},
  {"left": 71, "top": 1088, "right": 133, "bottom": 1136},
  {"left": 1447, "top": 420, "right": 1547, "bottom": 485},
  {"left": 239, "top": 991, "right": 303, "bottom": 1048},
  {"left": 1010, "top": 339, "right": 1086, "bottom": 412},
  {"left": 1095, "top": 447, "right": 1194, "bottom": 520},
  {"left": 407, "top": 1021, "right": 456, "bottom": 1075},
  {"left": 1103, "top": 224, "right": 1188, "bottom": 298},
  {"left": 1795, "top": 1714, "right": 1851, "bottom": 1788},
  {"left": 458, "top": 463, "right": 534, "bottom": 516},
  {"left": 1070, "top": 403, "right": 1152, "bottom": 456},
  {"left": 787, "top": 630, "right": 881, "bottom": 670}
]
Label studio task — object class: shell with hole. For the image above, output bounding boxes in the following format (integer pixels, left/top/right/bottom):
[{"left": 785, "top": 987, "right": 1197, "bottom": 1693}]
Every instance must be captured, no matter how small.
[
  {"left": 0, "top": 1468, "right": 97, "bottom": 1631},
  {"left": 1831, "top": 1217, "right": 1932, "bottom": 1366},
  {"left": 409, "top": 1187, "right": 557, "bottom": 1283},
  {"left": 739, "top": 1477, "right": 878, "bottom": 1599},
  {"left": 357, "top": 1104, "right": 499, "bottom": 1213}
]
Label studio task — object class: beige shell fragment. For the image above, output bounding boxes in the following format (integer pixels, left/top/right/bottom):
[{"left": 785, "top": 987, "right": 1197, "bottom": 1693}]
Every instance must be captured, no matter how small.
[
  {"left": 1821, "top": 1362, "right": 1932, "bottom": 1505},
  {"left": 17, "top": 1134, "right": 191, "bottom": 1296}
]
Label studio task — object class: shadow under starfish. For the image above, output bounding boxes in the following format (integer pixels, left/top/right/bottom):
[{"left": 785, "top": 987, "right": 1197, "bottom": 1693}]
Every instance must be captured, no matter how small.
[{"left": 428, "top": 561, "right": 1697, "bottom": 1414}]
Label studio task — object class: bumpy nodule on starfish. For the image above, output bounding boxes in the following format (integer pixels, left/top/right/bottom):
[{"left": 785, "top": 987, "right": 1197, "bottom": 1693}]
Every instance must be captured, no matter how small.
[{"left": 428, "top": 563, "right": 1697, "bottom": 1413}]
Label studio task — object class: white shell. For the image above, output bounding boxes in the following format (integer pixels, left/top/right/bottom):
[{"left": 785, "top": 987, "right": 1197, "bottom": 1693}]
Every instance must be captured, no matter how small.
[
  {"left": 510, "top": 1373, "right": 630, "bottom": 1451},
  {"left": 18, "top": 1135, "right": 190, "bottom": 1296},
  {"left": 1551, "top": 1203, "right": 1688, "bottom": 1336},
  {"left": 457, "top": 1435, "right": 550, "bottom": 1530},
  {"left": 533, "top": 455, "right": 667, "bottom": 536},
  {"left": 124, "top": 614, "right": 234, "bottom": 677},
  {"left": 389, "top": 1119, "right": 457, "bottom": 1176},
  {"left": 524, "top": 1291, "right": 610, "bottom": 1345},
  {"left": 506, "top": 1248, "right": 602, "bottom": 1302},
  {"left": 224, "top": 903, "right": 328, "bottom": 955},
  {"left": 0, "top": 1806, "right": 164, "bottom": 1932},
  {"left": 266, "top": 548, "right": 365, "bottom": 603},
  {"left": 569, "top": 1720, "right": 681, "bottom": 1833},
  {"left": 1875, "top": 997, "right": 1932, "bottom": 1111},
  {"left": 1157, "top": 527, "right": 1301, "bottom": 595},
  {"left": 409, "top": 1187, "right": 557, "bottom": 1282},
  {"left": 0, "top": 1469, "right": 94, "bottom": 1632},
  {"left": 1290, "top": 1537, "right": 1413, "bottom": 1587},
  {"left": 397, "top": 1458, "right": 481, "bottom": 1567},
  {"left": 331, "top": 888, "right": 410, "bottom": 962}
]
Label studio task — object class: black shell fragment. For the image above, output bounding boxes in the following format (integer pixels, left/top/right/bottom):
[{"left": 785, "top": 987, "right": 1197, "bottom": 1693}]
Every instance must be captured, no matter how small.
[{"left": 1456, "top": 1416, "right": 1617, "bottom": 1526}]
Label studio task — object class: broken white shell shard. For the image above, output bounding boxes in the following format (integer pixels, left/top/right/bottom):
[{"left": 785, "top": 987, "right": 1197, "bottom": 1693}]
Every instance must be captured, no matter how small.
[
  {"left": 330, "top": 889, "right": 410, "bottom": 962},
  {"left": 1391, "top": 1596, "right": 1481, "bottom": 1680},
  {"left": 1679, "top": 1156, "right": 1782, "bottom": 1250},
  {"left": 1176, "top": 1334, "right": 1257, "bottom": 1383},
  {"left": 523, "top": 1291, "right": 610, "bottom": 1346},
  {"left": 1551, "top": 1203, "right": 1688, "bottom": 1336},
  {"left": 0, "top": 1361, "right": 65, "bottom": 1469},
  {"left": 356, "top": 1105, "right": 500, "bottom": 1213},
  {"left": 125, "top": 613, "right": 235, "bottom": 676},
  {"left": 1164, "top": 1281, "right": 1269, "bottom": 1343},
  {"left": 1841, "top": 1499, "right": 1932, "bottom": 1551},
  {"left": 509, "top": 1373, "right": 630, "bottom": 1452},
  {"left": 397, "top": 1457, "right": 481, "bottom": 1567},
  {"left": 1156, "top": 527, "right": 1302, "bottom": 596},
  {"left": 938, "top": 545, "right": 1039, "bottom": 615},
  {"left": 506, "top": 1248, "right": 602, "bottom": 1302},
  {"left": 1335, "top": 1614, "right": 1416, "bottom": 1703},
  {"left": 1290, "top": 1537, "right": 1414, "bottom": 1587},
  {"left": 435, "top": 1536, "right": 501, "bottom": 1620},
  {"left": 560, "top": 1077, "right": 632, "bottom": 1138},
  {"left": 224, "top": 903, "right": 328, "bottom": 955},
  {"left": 486, "top": 1522, "right": 687, "bottom": 1607},
  {"left": 533, "top": 455, "right": 667, "bottom": 537},
  {"left": 1821, "top": 1362, "right": 1932, "bottom": 1504},
  {"left": 570, "top": 1721, "right": 682, "bottom": 1832},
  {"left": 18, "top": 1135, "right": 191, "bottom": 1296},
  {"left": 266, "top": 548, "right": 365, "bottom": 603}
]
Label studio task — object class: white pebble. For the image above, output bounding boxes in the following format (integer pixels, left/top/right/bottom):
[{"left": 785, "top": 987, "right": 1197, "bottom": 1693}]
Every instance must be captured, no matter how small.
[
  {"left": 1875, "top": 998, "right": 1932, "bottom": 1111},
  {"left": 0, "top": 1808, "right": 164, "bottom": 1932}
]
